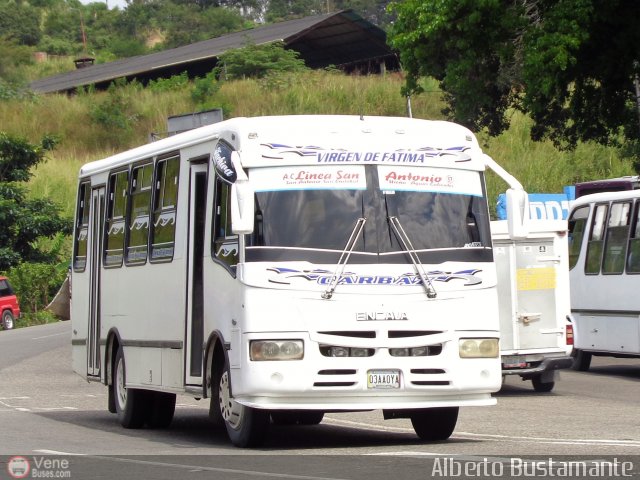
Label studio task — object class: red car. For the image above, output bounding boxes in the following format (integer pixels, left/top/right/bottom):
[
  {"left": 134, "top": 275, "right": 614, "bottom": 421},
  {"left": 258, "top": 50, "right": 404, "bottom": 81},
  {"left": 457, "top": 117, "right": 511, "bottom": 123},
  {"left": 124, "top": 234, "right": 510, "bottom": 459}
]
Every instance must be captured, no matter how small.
[{"left": 0, "top": 276, "right": 20, "bottom": 330}]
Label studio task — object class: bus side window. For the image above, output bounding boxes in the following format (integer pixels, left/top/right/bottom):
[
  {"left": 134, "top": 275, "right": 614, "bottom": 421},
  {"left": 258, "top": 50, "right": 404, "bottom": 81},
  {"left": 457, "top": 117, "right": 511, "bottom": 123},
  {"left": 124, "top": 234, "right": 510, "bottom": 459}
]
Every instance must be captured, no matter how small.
[
  {"left": 602, "top": 202, "right": 631, "bottom": 274},
  {"left": 126, "top": 162, "right": 153, "bottom": 265},
  {"left": 151, "top": 156, "right": 180, "bottom": 261},
  {"left": 568, "top": 206, "right": 589, "bottom": 270},
  {"left": 73, "top": 181, "right": 91, "bottom": 272},
  {"left": 585, "top": 204, "right": 608, "bottom": 275},
  {"left": 212, "top": 177, "right": 238, "bottom": 270},
  {"left": 627, "top": 202, "right": 640, "bottom": 273},
  {"left": 104, "top": 170, "right": 128, "bottom": 267}
]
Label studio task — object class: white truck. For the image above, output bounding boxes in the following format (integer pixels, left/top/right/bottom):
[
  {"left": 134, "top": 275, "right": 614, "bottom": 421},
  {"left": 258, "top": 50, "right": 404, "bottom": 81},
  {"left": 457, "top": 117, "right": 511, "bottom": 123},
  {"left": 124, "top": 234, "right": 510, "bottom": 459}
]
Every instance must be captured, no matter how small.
[{"left": 492, "top": 219, "right": 574, "bottom": 392}]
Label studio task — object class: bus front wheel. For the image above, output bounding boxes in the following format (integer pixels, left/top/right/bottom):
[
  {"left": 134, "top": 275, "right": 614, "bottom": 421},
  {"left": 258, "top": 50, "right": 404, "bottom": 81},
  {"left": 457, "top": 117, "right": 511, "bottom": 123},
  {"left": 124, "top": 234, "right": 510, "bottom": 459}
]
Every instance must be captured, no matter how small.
[
  {"left": 410, "top": 407, "right": 458, "bottom": 441},
  {"left": 113, "top": 346, "right": 147, "bottom": 429},
  {"left": 271, "top": 410, "right": 324, "bottom": 426},
  {"left": 216, "top": 365, "right": 270, "bottom": 447}
]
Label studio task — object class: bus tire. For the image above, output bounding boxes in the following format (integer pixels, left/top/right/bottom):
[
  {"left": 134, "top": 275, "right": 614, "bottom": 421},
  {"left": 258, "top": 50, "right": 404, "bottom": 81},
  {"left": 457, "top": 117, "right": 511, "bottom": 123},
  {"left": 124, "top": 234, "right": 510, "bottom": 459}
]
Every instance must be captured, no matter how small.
[
  {"left": 271, "top": 410, "right": 324, "bottom": 426},
  {"left": 2, "top": 310, "right": 14, "bottom": 330},
  {"left": 113, "top": 346, "right": 147, "bottom": 429},
  {"left": 572, "top": 349, "right": 592, "bottom": 371},
  {"left": 531, "top": 375, "right": 555, "bottom": 392},
  {"left": 410, "top": 407, "right": 458, "bottom": 441},
  {"left": 107, "top": 383, "right": 116, "bottom": 414},
  {"left": 146, "top": 391, "right": 176, "bottom": 429},
  {"left": 216, "top": 364, "right": 269, "bottom": 447}
]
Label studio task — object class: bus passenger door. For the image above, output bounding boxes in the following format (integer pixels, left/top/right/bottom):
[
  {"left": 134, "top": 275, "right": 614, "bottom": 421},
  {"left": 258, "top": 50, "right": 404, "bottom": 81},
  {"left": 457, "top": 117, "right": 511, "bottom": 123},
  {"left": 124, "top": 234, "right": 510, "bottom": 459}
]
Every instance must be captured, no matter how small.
[
  {"left": 186, "top": 162, "right": 208, "bottom": 385},
  {"left": 88, "top": 187, "right": 105, "bottom": 378}
]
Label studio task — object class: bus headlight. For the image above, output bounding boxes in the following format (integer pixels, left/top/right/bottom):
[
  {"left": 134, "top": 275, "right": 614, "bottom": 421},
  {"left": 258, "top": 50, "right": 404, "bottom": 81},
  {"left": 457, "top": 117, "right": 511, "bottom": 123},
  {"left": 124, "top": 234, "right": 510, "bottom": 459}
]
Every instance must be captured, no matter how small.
[
  {"left": 459, "top": 338, "right": 499, "bottom": 358},
  {"left": 250, "top": 340, "right": 304, "bottom": 361}
]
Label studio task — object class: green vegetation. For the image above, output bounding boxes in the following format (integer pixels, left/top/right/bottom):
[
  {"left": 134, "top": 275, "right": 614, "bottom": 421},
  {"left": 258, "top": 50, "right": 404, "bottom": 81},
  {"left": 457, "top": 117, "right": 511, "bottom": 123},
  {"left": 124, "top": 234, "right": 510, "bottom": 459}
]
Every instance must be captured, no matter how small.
[
  {"left": 389, "top": 0, "right": 640, "bottom": 152},
  {"left": 0, "top": 1, "right": 637, "bottom": 332},
  {"left": 1, "top": 69, "right": 634, "bottom": 224}
]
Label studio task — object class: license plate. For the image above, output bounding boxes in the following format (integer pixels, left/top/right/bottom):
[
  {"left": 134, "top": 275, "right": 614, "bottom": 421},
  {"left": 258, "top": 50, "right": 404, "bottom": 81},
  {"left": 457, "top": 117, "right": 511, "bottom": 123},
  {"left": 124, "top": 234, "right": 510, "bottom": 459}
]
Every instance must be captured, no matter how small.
[
  {"left": 367, "top": 370, "right": 400, "bottom": 389},
  {"left": 503, "top": 355, "right": 527, "bottom": 368}
]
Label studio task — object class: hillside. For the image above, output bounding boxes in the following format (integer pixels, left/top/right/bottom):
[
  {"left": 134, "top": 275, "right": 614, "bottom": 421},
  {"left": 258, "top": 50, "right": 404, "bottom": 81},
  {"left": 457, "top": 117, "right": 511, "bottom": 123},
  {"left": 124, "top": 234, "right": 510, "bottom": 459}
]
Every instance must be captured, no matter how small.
[{"left": 0, "top": 70, "right": 634, "bottom": 220}]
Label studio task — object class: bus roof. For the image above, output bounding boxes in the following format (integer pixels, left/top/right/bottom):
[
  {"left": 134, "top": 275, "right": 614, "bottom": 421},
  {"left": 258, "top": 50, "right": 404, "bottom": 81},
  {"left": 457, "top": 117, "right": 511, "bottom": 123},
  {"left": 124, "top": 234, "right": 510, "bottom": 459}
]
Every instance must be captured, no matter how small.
[
  {"left": 570, "top": 187, "right": 640, "bottom": 209},
  {"left": 79, "top": 115, "right": 486, "bottom": 177}
]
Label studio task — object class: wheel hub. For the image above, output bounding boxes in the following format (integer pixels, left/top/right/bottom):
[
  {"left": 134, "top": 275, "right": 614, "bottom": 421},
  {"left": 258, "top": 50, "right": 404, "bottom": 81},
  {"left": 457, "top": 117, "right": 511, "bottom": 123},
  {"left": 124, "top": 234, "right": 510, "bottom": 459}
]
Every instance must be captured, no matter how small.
[
  {"left": 116, "top": 359, "right": 127, "bottom": 409},
  {"left": 218, "top": 370, "right": 243, "bottom": 430}
]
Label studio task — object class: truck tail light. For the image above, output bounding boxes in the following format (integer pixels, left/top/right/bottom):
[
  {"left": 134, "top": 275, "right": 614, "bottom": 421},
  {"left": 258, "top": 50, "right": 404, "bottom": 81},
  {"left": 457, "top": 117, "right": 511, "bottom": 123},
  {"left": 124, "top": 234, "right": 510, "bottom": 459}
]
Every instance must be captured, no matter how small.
[{"left": 566, "top": 324, "right": 574, "bottom": 346}]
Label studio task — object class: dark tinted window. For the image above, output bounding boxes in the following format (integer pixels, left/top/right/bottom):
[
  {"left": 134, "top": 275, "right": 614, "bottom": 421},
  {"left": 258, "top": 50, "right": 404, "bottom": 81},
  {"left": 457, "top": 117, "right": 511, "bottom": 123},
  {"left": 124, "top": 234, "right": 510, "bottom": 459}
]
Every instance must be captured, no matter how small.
[
  {"left": 73, "top": 181, "right": 91, "bottom": 271},
  {"left": 151, "top": 156, "right": 180, "bottom": 261}
]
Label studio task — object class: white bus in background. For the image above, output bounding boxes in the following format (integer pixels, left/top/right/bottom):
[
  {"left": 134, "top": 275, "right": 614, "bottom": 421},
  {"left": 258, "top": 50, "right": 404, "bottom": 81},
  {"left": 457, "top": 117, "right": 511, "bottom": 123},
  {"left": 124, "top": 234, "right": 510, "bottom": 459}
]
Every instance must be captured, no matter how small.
[
  {"left": 567, "top": 190, "right": 640, "bottom": 370},
  {"left": 71, "top": 115, "right": 529, "bottom": 447}
]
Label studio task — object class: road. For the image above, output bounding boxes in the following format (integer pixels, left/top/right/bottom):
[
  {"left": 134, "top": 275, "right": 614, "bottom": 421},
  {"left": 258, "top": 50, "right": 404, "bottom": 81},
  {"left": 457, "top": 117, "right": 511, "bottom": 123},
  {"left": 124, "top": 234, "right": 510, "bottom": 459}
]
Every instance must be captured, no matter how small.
[{"left": 1, "top": 322, "right": 639, "bottom": 479}]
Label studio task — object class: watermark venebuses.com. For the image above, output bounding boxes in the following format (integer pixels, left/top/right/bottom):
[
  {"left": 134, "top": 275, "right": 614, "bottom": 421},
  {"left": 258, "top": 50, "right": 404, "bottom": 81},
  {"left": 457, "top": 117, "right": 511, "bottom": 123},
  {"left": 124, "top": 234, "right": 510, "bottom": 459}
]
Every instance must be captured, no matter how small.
[
  {"left": 433, "top": 457, "right": 636, "bottom": 478},
  {"left": 7, "top": 456, "right": 71, "bottom": 479}
]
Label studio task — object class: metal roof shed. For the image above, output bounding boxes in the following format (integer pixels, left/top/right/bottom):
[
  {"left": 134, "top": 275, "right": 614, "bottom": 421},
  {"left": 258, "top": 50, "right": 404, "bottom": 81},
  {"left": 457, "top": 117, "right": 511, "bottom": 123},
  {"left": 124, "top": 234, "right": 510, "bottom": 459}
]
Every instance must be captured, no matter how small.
[{"left": 30, "top": 10, "right": 398, "bottom": 94}]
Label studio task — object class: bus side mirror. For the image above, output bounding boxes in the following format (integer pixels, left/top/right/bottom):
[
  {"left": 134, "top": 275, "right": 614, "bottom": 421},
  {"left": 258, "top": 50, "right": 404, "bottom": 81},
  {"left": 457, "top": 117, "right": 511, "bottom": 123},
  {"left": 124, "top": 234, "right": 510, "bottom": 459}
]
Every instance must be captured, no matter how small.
[
  {"left": 506, "top": 188, "right": 529, "bottom": 240},
  {"left": 231, "top": 181, "right": 255, "bottom": 234}
]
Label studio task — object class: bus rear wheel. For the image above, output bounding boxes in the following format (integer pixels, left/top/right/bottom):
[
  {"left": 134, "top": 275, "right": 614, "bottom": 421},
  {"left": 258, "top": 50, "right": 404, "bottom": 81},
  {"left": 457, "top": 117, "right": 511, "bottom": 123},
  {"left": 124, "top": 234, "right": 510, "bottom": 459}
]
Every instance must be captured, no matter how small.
[
  {"left": 410, "top": 407, "right": 458, "bottom": 441},
  {"left": 216, "top": 365, "right": 269, "bottom": 447},
  {"left": 113, "top": 346, "right": 147, "bottom": 429},
  {"left": 146, "top": 391, "right": 176, "bottom": 429}
]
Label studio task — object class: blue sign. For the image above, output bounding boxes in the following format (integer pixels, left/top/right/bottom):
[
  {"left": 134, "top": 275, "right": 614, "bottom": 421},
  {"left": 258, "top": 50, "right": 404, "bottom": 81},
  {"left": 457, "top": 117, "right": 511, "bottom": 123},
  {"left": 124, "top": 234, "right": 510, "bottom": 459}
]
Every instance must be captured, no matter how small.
[{"left": 496, "top": 187, "right": 575, "bottom": 220}]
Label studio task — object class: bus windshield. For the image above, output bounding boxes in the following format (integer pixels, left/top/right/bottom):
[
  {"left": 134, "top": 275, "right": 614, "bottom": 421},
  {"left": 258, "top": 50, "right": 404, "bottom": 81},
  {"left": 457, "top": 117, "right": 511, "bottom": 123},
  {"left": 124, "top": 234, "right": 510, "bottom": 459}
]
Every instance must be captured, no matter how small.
[{"left": 246, "top": 164, "right": 492, "bottom": 264}]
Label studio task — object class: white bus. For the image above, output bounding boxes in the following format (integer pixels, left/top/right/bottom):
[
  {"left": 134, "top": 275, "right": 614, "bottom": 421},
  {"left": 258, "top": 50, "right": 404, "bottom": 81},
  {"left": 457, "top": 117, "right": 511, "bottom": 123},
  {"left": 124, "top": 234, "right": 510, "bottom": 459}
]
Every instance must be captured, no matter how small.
[
  {"left": 567, "top": 189, "right": 640, "bottom": 370},
  {"left": 71, "top": 115, "right": 528, "bottom": 447}
]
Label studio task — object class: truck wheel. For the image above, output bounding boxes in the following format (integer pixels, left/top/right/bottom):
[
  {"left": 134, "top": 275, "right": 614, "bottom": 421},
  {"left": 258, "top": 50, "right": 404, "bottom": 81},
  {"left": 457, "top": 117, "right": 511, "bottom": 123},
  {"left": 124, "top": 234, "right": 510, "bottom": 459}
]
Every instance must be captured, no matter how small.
[
  {"left": 531, "top": 375, "right": 555, "bottom": 392},
  {"left": 216, "top": 364, "right": 270, "bottom": 447},
  {"left": 113, "top": 346, "right": 147, "bottom": 429},
  {"left": 146, "top": 391, "right": 176, "bottom": 429},
  {"left": 271, "top": 410, "right": 324, "bottom": 425},
  {"left": 572, "top": 349, "right": 592, "bottom": 371},
  {"left": 410, "top": 407, "right": 458, "bottom": 441},
  {"left": 2, "top": 310, "right": 14, "bottom": 330}
]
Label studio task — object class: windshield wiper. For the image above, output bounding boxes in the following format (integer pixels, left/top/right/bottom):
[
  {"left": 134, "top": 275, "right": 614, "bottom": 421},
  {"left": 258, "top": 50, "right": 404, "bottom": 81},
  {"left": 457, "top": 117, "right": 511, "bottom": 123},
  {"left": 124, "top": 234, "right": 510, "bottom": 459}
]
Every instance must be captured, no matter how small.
[
  {"left": 387, "top": 216, "right": 437, "bottom": 299},
  {"left": 321, "top": 217, "right": 367, "bottom": 300}
]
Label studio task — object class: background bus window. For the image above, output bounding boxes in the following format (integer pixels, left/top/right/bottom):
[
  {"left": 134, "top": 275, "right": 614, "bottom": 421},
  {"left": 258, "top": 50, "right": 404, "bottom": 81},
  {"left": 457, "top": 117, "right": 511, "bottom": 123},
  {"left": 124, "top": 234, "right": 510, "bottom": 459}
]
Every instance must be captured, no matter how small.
[
  {"left": 602, "top": 202, "right": 631, "bottom": 274},
  {"left": 104, "top": 170, "right": 128, "bottom": 267},
  {"left": 126, "top": 162, "right": 153, "bottom": 264},
  {"left": 568, "top": 206, "right": 589, "bottom": 269},
  {"left": 585, "top": 204, "right": 608, "bottom": 274},
  {"left": 73, "top": 181, "right": 91, "bottom": 271},
  {"left": 627, "top": 202, "right": 640, "bottom": 273},
  {"left": 151, "top": 156, "right": 179, "bottom": 261},
  {"left": 212, "top": 178, "right": 238, "bottom": 269}
]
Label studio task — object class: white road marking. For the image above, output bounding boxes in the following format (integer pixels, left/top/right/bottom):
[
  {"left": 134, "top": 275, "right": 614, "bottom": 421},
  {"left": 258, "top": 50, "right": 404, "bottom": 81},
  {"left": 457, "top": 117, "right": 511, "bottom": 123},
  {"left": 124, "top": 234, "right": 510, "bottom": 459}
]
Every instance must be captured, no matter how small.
[
  {"left": 324, "top": 416, "right": 640, "bottom": 448},
  {"left": 55, "top": 455, "right": 351, "bottom": 480},
  {"left": 34, "top": 449, "right": 84, "bottom": 456},
  {"left": 32, "top": 332, "right": 69, "bottom": 340}
]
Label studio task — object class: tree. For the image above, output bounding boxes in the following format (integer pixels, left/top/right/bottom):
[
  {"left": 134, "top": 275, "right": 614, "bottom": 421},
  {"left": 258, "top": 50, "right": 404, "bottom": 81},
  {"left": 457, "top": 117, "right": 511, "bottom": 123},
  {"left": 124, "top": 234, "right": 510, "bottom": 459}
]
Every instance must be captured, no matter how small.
[
  {"left": 215, "top": 41, "right": 309, "bottom": 79},
  {"left": 0, "top": 37, "right": 34, "bottom": 83},
  {"left": 0, "top": 133, "right": 71, "bottom": 270},
  {"left": 265, "top": 0, "right": 322, "bottom": 22},
  {"left": 0, "top": 2, "right": 42, "bottom": 46},
  {"left": 388, "top": 0, "right": 640, "bottom": 149}
]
